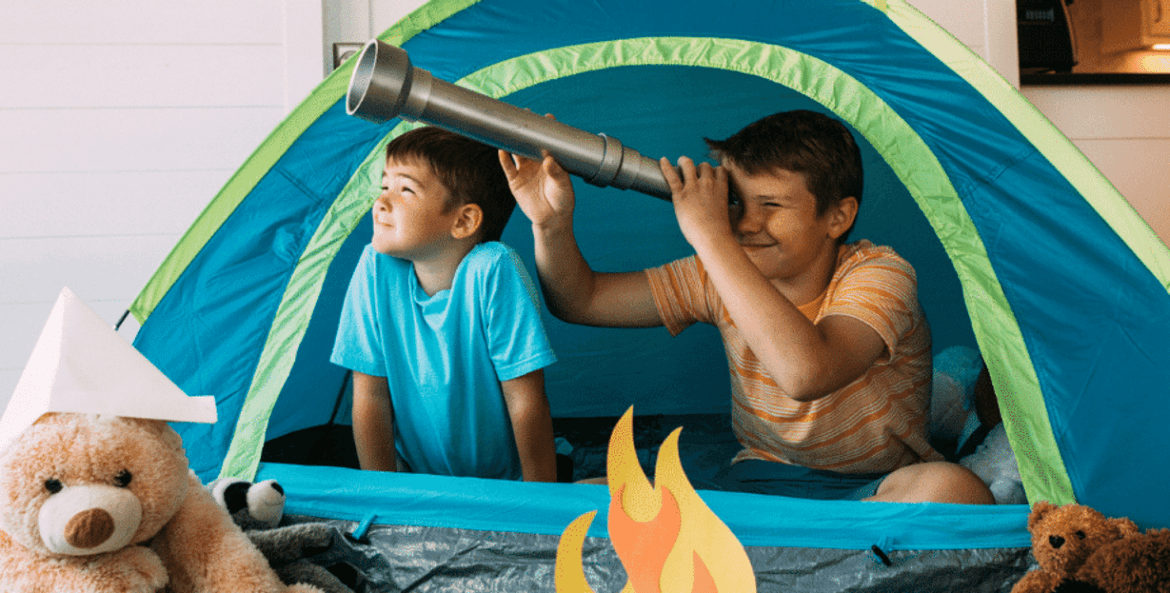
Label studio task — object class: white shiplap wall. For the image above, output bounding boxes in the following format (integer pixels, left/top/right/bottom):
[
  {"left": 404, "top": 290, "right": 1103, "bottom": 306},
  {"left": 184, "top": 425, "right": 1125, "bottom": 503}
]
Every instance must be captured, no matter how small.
[{"left": 0, "top": 0, "right": 323, "bottom": 408}]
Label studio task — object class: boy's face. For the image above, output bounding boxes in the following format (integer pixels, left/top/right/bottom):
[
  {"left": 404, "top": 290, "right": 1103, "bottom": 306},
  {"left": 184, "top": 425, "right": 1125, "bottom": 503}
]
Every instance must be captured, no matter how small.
[
  {"left": 726, "top": 161, "right": 846, "bottom": 283},
  {"left": 371, "top": 157, "right": 461, "bottom": 260}
]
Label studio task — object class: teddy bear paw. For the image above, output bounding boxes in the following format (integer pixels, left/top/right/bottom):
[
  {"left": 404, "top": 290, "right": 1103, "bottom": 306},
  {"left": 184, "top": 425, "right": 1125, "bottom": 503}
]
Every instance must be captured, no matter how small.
[{"left": 107, "top": 545, "right": 169, "bottom": 593}]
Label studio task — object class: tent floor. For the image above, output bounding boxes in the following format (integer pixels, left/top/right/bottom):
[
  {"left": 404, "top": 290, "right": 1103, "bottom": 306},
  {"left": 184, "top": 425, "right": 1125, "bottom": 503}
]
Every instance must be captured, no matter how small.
[{"left": 260, "top": 412, "right": 742, "bottom": 483}]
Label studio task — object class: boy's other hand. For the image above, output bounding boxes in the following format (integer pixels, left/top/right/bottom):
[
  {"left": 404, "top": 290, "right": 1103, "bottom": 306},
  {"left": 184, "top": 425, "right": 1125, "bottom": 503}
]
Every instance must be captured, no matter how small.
[
  {"left": 661, "top": 156, "right": 733, "bottom": 248},
  {"left": 499, "top": 148, "right": 575, "bottom": 232}
]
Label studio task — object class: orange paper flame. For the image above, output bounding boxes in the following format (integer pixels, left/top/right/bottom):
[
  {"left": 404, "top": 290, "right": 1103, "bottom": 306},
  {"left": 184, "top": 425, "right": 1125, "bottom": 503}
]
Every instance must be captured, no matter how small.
[{"left": 555, "top": 408, "right": 757, "bottom": 593}]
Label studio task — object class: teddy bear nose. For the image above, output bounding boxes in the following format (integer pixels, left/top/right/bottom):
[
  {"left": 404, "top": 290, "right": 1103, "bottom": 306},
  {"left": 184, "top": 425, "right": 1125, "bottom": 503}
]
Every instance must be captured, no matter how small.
[
  {"left": 64, "top": 508, "right": 116, "bottom": 549},
  {"left": 1049, "top": 534, "right": 1065, "bottom": 549},
  {"left": 38, "top": 484, "right": 143, "bottom": 555}
]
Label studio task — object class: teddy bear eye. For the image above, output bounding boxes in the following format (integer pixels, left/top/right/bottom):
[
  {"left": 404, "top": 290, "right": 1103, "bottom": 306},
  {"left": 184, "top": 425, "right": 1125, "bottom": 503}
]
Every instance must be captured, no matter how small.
[
  {"left": 113, "top": 470, "right": 133, "bottom": 488},
  {"left": 44, "top": 478, "right": 63, "bottom": 494},
  {"left": 1075, "top": 530, "right": 1086, "bottom": 540}
]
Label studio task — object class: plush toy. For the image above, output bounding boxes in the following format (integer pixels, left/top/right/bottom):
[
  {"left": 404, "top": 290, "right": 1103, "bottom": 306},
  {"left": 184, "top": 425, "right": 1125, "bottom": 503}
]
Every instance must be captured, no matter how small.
[
  {"left": 208, "top": 477, "right": 287, "bottom": 530},
  {"left": 1011, "top": 501, "right": 1170, "bottom": 593},
  {"left": 208, "top": 478, "right": 355, "bottom": 593},
  {"left": 1073, "top": 520, "right": 1170, "bottom": 593},
  {"left": 0, "top": 412, "right": 325, "bottom": 593},
  {"left": 959, "top": 423, "right": 1027, "bottom": 504},
  {"left": 1011, "top": 501, "right": 1136, "bottom": 593}
]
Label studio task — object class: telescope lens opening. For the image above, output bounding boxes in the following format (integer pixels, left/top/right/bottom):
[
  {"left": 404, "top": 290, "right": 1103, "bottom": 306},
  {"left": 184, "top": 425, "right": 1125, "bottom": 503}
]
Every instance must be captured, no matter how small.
[{"left": 347, "top": 41, "right": 379, "bottom": 115}]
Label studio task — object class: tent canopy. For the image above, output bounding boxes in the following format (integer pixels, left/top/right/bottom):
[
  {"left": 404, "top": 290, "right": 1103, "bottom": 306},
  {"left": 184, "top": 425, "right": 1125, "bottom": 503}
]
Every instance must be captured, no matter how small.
[{"left": 131, "top": 0, "right": 1170, "bottom": 532}]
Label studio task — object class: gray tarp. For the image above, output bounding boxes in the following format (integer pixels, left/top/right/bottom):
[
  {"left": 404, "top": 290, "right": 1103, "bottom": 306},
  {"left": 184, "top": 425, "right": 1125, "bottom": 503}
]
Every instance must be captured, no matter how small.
[{"left": 292, "top": 516, "right": 1033, "bottom": 592}]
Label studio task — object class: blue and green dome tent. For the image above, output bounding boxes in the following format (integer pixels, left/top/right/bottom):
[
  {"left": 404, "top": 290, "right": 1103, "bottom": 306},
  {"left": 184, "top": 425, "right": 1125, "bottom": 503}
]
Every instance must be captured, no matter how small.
[{"left": 128, "top": 0, "right": 1170, "bottom": 588}]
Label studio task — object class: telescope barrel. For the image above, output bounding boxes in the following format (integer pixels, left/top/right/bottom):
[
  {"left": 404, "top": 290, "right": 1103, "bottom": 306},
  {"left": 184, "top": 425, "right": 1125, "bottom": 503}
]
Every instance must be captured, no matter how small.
[{"left": 346, "top": 40, "right": 672, "bottom": 200}]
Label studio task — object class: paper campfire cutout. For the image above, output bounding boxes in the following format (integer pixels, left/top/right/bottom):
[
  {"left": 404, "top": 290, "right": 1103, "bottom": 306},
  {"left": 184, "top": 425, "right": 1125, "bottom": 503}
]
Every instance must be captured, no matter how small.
[{"left": 555, "top": 408, "right": 756, "bottom": 593}]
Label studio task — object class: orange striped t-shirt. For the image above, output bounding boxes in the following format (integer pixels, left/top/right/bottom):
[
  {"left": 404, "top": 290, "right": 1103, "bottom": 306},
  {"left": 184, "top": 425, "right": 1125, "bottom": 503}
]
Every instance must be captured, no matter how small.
[{"left": 645, "top": 240, "right": 941, "bottom": 474}]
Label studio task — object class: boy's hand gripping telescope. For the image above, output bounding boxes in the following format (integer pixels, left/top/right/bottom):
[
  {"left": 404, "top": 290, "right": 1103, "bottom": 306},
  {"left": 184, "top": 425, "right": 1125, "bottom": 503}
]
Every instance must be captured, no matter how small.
[{"left": 345, "top": 40, "right": 672, "bottom": 201}]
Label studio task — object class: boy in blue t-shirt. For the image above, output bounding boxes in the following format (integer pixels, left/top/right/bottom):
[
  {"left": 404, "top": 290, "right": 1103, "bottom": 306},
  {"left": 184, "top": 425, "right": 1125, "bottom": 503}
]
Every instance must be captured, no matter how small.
[{"left": 331, "top": 126, "right": 558, "bottom": 482}]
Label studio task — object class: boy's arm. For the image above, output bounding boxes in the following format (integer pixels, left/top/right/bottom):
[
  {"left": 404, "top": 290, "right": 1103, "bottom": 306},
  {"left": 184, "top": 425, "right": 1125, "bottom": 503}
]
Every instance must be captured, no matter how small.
[
  {"left": 499, "top": 150, "right": 661, "bottom": 327},
  {"left": 351, "top": 371, "right": 398, "bottom": 471},
  {"left": 500, "top": 369, "right": 557, "bottom": 482},
  {"left": 661, "top": 157, "right": 887, "bottom": 401}
]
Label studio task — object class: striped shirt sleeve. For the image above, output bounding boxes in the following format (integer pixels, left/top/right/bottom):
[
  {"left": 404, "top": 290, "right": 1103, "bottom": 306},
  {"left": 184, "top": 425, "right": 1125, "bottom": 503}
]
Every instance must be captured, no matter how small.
[{"left": 645, "top": 255, "right": 720, "bottom": 336}]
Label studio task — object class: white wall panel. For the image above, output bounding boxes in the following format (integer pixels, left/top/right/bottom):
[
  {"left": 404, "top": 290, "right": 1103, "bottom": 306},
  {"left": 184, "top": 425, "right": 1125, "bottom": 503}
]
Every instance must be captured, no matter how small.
[
  {"left": 1021, "top": 87, "right": 1170, "bottom": 140},
  {"left": 1, "top": 45, "right": 285, "bottom": 109},
  {"left": 282, "top": 0, "right": 329, "bottom": 107},
  {"left": 0, "top": 108, "right": 281, "bottom": 174},
  {"left": 0, "top": 371, "right": 20, "bottom": 411},
  {"left": 982, "top": 0, "right": 1020, "bottom": 87},
  {"left": 0, "top": 303, "right": 56, "bottom": 372},
  {"left": 0, "top": 235, "right": 179, "bottom": 305},
  {"left": 326, "top": 0, "right": 374, "bottom": 51},
  {"left": 0, "top": 0, "right": 284, "bottom": 44},
  {"left": 907, "top": 0, "right": 986, "bottom": 55},
  {"left": 0, "top": 170, "right": 225, "bottom": 238}
]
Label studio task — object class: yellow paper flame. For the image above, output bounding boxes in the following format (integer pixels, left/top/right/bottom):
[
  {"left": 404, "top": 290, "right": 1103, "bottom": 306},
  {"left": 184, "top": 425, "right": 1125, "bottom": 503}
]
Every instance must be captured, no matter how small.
[{"left": 555, "top": 407, "right": 757, "bottom": 593}]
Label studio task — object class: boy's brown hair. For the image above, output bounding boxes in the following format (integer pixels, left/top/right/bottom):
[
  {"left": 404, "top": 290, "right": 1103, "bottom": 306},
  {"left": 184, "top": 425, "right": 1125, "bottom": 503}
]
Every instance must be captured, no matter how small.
[
  {"left": 705, "top": 110, "right": 864, "bottom": 241},
  {"left": 385, "top": 126, "right": 516, "bottom": 243}
]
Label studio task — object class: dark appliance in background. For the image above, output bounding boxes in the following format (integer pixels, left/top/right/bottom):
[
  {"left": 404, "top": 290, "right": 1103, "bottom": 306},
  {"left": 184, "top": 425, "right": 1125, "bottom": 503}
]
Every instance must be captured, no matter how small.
[{"left": 1018, "top": 0, "right": 1078, "bottom": 73}]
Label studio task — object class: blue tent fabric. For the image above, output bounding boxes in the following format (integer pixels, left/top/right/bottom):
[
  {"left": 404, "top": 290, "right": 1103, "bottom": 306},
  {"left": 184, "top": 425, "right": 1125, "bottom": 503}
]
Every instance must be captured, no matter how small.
[
  {"left": 129, "top": 2, "right": 1170, "bottom": 586},
  {"left": 134, "top": 101, "right": 385, "bottom": 476}
]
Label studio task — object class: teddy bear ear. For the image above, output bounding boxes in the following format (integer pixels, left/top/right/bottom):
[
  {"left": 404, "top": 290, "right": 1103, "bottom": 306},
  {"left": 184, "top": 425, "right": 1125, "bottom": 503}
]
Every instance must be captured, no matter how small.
[
  {"left": 1029, "top": 500, "right": 1057, "bottom": 530},
  {"left": 1110, "top": 516, "right": 1140, "bottom": 538}
]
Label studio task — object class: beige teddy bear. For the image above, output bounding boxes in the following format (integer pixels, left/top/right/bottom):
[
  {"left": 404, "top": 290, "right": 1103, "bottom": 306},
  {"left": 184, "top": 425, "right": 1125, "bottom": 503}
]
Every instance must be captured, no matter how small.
[{"left": 0, "top": 412, "right": 324, "bottom": 593}]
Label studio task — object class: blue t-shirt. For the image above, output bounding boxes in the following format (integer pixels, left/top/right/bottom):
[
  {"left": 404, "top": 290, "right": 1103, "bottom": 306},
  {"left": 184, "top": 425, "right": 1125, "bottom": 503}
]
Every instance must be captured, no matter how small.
[{"left": 331, "top": 242, "right": 556, "bottom": 480}]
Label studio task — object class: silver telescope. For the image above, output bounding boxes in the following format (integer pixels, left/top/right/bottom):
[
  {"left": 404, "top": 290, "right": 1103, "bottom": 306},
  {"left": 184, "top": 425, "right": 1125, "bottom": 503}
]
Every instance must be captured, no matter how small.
[{"left": 345, "top": 40, "right": 672, "bottom": 201}]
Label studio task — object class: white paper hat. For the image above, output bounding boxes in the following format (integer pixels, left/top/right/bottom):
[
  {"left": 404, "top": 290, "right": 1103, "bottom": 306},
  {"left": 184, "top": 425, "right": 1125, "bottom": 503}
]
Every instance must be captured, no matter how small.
[{"left": 0, "top": 287, "right": 216, "bottom": 451}]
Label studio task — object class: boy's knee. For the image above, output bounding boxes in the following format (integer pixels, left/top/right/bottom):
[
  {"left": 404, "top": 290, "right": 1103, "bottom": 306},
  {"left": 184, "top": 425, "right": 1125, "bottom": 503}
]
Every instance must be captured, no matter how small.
[{"left": 869, "top": 462, "right": 995, "bottom": 504}]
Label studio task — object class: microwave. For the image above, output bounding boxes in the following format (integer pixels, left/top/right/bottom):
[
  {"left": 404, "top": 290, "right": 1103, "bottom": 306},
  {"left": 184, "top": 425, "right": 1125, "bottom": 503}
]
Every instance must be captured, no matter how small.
[{"left": 1018, "top": 0, "right": 1078, "bottom": 73}]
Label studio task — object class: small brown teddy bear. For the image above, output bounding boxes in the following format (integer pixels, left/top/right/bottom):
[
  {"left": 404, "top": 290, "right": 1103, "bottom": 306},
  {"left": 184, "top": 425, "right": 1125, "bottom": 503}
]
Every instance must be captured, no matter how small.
[
  {"left": 1075, "top": 522, "right": 1170, "bottom": 593},
  {"left": 0, "top": 412, "right": 324, "bottom": 593},
  {"left": 1012, "top": 500, "right": 1170, "bottom": 593}
]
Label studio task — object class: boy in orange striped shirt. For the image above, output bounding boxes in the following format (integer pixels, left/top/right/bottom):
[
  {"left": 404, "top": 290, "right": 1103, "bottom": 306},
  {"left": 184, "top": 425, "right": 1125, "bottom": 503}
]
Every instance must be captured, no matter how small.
[{"left": 500, "top": 110, "right": 992, "bottom": 503}]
